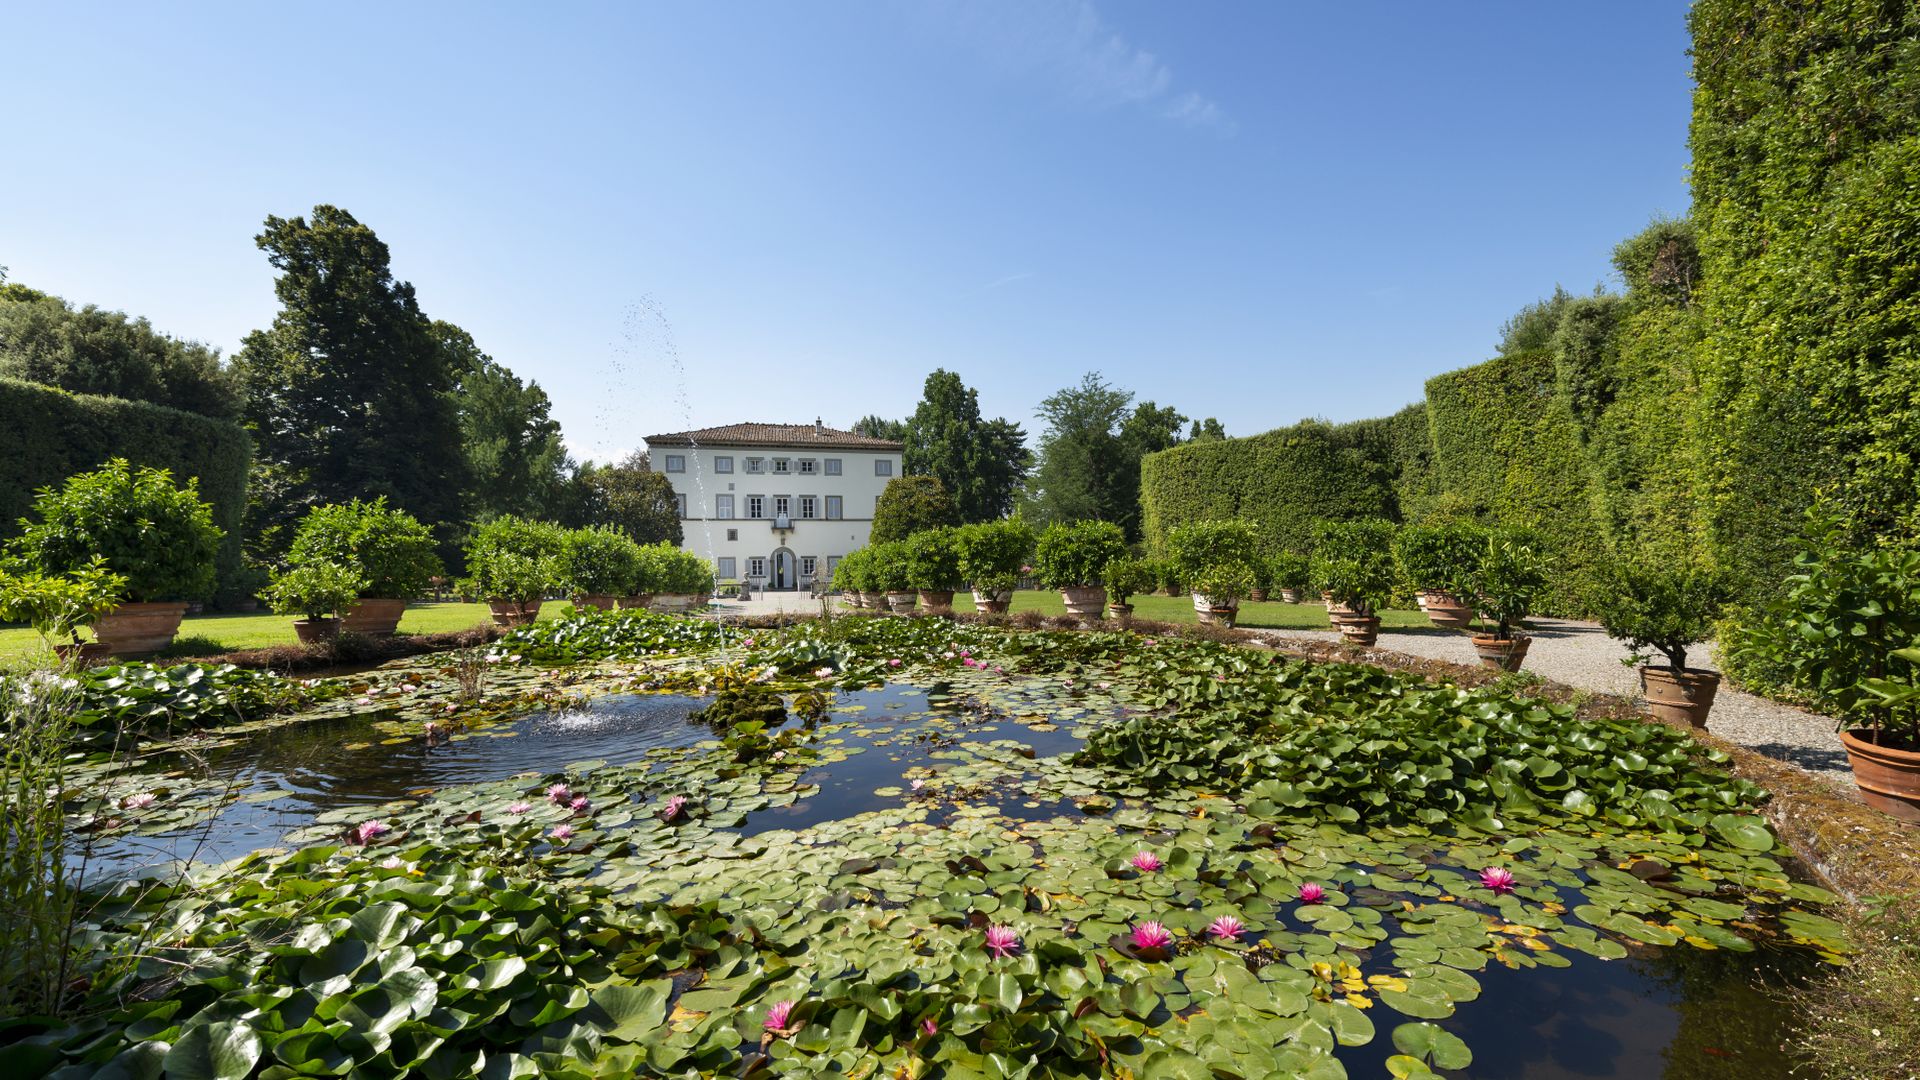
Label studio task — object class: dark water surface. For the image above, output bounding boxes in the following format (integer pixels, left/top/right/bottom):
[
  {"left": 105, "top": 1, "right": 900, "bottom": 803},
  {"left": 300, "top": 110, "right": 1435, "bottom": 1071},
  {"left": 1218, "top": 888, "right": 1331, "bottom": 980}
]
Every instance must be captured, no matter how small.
[{"left": 81, "top": 683, "right": 1813, "bottom": 1079}]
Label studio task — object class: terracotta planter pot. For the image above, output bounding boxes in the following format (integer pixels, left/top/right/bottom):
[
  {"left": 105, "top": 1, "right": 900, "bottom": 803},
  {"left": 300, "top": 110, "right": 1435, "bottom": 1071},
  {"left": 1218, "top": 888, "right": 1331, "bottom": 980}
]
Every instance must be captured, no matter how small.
[
  {"left": 1061, "top": 586, "right": 1108, "bottom": 617},
  {"left": 342, "top": 597, "right": 407, "bottom": 637},
  {"left": 488, "top": 599, "right": 542, "bottom": 627},
  {"left": 885, "top": 591, "right": 917, "bottom": 614},
  {"left": 1107, "top": 602, "right": 1135, "bottom": 618},
  {"left": 1420, "top": 590, "right": 1476, "bottom": 630},
  {"left": 1840, "top": 729, "right": 1920, "bottom": 824},
  {"left": 972, "top": 587, "right": 1011, "bottom": 614},
  {"left": 648, "top": 594, "right": 695, "bottom": 613},
  {"left": 293, "top": 617, "right": 343, "bottom": 645},
  {"left": 1332, "top": 612, "right": 1381, "bottom": 646},
  {"left": 572, "top": 594, "right": 620, "bottom": 612},
  {"left": 1161, "top": 585, "right": 1181, "bottom": 597},
  {"left": 1471, "top": 634, "right": 1531, "bottom": 672},
  {"left": 918, "top": 590, "right": 955, "bottom": 613},
  {"left": 1640, "top": 666, "right": 1721, "bottom": 729},
  {"left": 53, "top": 641, "right": 112, "bottom": 668},
  {"left": 1279, "top": 588, "right": 1303, "bottom": 604},
  {"left": 840, "top": 591, "right": 861, "bottom": 609},
  {"left": 1248, "top": 587, "right": 1269, "bottom": 602},
  {"left": 618, "top": 594, "right": 655, "bottom": 610},
  {"left": 93, "top": 601, "right": 189, "bottom": 657}
]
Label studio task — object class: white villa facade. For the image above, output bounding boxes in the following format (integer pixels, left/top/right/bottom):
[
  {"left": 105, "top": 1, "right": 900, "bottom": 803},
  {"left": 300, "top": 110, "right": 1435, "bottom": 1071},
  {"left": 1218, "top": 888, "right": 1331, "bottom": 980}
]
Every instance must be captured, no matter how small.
[{"left": 644, "top": 422, "right": 904, "bottom": 592}]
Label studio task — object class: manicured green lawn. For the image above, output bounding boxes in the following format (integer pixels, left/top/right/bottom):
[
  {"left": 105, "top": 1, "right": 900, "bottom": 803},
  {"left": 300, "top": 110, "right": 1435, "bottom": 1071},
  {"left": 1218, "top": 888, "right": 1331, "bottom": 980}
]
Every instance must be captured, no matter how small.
[
  {"left": 0, "top": 601, "right": 566, "bottom": 663},
  {"left": 992, "top": 590, "right": 1430, "bottom": 630}
]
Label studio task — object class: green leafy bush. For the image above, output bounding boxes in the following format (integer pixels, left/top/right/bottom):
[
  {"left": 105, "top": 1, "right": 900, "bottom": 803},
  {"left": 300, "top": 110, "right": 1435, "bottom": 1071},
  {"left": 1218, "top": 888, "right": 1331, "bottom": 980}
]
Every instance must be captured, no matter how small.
[
  {"left": 831, "top": 546, "right": 870, "bottom": 593},
  {"left": 645, "top": 543, "right": 711, "bottom": 595},
  {"left": 1165, "top": 520, "right": 1262, "bottom": 590},
  {"left": 902, "top": 526, "right": 963, "bottom": 591},
  {"left": 9, "top": 458, "right": 223, "bottom": 602},
  {"left": 1470, "top": 532, "right": 1549, "bottom": 640},
  {"left": 286, "top": 498, "right": 442, "bottom": 599},
  {"left": 1730, "top": 510, "right": 1920, "bottom": 738},
  {"left": 0, "top": 377, "right": 250, "bottom": 600},
  {"left": 460, "top": 516, "right": 563, "bottom": 604},
  {"left": 1270, "top": 552, "right": 1311, "bottom": 593},
  {"left": 1590, "top": 559, "right": 1728, "bottom": 672},
  {"left": 557, "top": 526, "right": 645, "bottom": 598},
  {"left": 953, "top": 519, "right": 1034, "bottom": 593},
  {"left": 0, "top": 557, "right": 126, "bottom": 646},
  {"left": 263, "top": 561, "right": 366, "bottom": 621},
  {"left": 1032, "top": 521, "right": 1127, "bottom": 590},
  {"left": 866, "top": 540, "right": 912, "bottom": 593},
  {"left": 1393, "top": 523, "right": 1486, "bottom": 595},
  {"left": 1102, "top": 556, "right": 1155, "bottom": 605},
  {"left": 1310, "top": 520, "right": 1398, "bottom": 615}
]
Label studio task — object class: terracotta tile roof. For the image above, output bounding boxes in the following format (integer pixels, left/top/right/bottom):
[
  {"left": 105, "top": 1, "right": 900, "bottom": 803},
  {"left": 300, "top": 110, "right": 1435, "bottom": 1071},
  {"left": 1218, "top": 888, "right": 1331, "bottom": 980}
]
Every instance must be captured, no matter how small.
[{"left": 644, "top": 422, "right": 902, "bottom": 451}]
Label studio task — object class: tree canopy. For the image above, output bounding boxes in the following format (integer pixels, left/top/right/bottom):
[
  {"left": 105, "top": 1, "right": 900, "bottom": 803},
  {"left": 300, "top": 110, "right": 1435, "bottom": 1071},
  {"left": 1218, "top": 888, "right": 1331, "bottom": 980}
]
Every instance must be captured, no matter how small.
[
  {"left": 901, "top": 369, "right": 1031, "bottom": 523},
  {"left": 871, "top": 475, "right": 959, "bottom": 543},
  {"left": 572, "top": 452, "right": 683, "bottom": 546},
  {"left": 231, "top": 206, "right": 469, "bottom": 553},
  {"left": 438, "top": 321, "right": 574, "bottom": 521},
  {"left": 0, "top": 292, "right": 238, "bottom": 419}
]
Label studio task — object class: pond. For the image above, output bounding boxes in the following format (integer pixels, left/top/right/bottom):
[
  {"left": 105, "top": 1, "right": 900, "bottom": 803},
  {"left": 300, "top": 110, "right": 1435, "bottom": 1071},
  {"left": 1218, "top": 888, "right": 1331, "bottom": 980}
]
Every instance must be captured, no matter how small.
[{"left": 31, "top": 618, "right": 1842, "bottom": 1079}]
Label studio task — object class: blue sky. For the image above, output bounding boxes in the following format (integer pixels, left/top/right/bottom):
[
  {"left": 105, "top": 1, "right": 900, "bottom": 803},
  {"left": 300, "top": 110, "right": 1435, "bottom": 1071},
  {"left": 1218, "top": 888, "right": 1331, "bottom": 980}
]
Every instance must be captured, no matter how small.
[{"left": 2, "top": 2, "right": 1694, "bottom": 461}]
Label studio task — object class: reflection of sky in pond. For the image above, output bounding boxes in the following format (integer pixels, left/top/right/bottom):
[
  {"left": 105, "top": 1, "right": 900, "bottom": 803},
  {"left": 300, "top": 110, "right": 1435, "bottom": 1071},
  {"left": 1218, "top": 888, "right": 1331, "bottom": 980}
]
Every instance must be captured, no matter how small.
[{"left": 73, "top": 679, "right": 1813, "bottom": 1078}]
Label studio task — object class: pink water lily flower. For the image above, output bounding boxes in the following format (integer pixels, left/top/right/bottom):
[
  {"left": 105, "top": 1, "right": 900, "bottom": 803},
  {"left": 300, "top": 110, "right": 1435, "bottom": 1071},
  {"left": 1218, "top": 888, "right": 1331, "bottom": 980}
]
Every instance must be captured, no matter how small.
[
  {"left": 352, "top": 820, "right": 390, "bottom": 844},
  {"left": 569, "top": 796, "right": 591, "bottom": 812},
  {"left": 921, "top": 1017, "right": 938, "bottom": 1036},
  {"left": 983, "top": 924, "right": 1021, "bottom": 959},
  {"left": 1298, "top": 882, "right": 1326, "bottom": 904},
  {"left": 763, "top": 999, "right": 797, "bottom": 1034},
  {"left": 660, "top": 794, "right": 689, "bottom": 822},
  {"left": 1130, "top": 850, "right": 1162, "bottom": 873},
  {"left": 1207, "top": 915, "right": 1246, "bottom": 942},
  {"left": 888, "top": 658, "right": 903, "bottom": 668},
  {"left": 1130, "top": 921, "right": 1173, "bottom": 950},
  {"left": 507, "top": 801, "right": 532, "bottom": 815},
  {"left": 815, "top": 667, "right": 834, "bottom": 678},
  {"left": 550, "top": 824, "right": 574, "bottom": 841},
  {"left": 1480, "top": 866, "right": 1517, "bottom": 894},
  {"left": 547, "top": 783, "right": 572, "bottom": 804},
  {"left": 121, "top": 792, "right": 157, "bottom": 810}
]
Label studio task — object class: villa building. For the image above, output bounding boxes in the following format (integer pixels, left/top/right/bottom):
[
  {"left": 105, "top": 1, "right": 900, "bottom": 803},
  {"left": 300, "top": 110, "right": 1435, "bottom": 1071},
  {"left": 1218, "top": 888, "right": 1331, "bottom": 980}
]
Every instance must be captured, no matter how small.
[{"left": 644, "top": 421, "right": 903, "bottom": 592}]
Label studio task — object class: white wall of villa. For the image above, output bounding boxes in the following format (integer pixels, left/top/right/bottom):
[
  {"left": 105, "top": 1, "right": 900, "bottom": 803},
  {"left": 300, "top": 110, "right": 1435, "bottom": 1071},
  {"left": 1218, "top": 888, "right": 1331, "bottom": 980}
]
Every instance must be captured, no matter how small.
[{"left": 645, "top": 423, "right": 902, "bottom": 592}]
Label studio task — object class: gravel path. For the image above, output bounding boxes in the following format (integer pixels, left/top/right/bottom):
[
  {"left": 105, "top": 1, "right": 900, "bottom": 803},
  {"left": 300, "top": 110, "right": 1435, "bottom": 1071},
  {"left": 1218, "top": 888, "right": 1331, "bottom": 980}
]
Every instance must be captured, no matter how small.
[{"left": 1257, "top": 617, "right": 1856, "bottom": 784}]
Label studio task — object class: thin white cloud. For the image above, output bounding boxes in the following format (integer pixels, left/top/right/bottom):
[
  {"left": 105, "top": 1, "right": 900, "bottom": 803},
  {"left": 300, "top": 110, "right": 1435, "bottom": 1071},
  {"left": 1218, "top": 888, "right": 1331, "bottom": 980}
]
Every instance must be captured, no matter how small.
[
  {"left": 982, "top": 271, "right": 1034, "bottom": 290},
  {"left": 934, "top": 0, "right": 1233, "bottom": 135}
]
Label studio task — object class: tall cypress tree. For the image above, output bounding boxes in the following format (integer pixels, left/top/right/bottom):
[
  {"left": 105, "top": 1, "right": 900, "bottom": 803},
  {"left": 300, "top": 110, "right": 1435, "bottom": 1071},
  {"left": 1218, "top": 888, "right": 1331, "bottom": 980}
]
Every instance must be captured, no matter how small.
[
  {"left": 232, "top": 206, "right": 469, "bottom": 553},
  {"left": 902, "top": 369, "right": 1030, "bottom": 523}
]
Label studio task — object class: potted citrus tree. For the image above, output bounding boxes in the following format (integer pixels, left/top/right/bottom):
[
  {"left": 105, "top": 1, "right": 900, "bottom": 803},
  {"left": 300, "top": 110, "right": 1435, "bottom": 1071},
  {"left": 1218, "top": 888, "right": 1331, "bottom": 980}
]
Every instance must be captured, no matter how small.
[
  {"left": 287, "top": 498, "right": 443, "bottom": 636},
  {"left": 1034, "top": 521, "right": 1128, "bottom": 617},
  {"left": 955, "top": 519, "right": 1034, "bottom": 614},
  {"left": 1734, "top": 514, "right": 1920, "bottom": 821},
  {"left": 1103, "top": 556, "right": 1154, "bottom": 618},
  {"left": 461, "top": 516, "right": 563, "bottom": 627},
  {"left": 0, "top": 557, "right": 126, "bottom": 667},
  {"left": 651, "top": 547, "right": 714, "bottom": 612},
  {"left": 265, "top": 561, "right": 367, "bottom": 645},
  {"left": 1271, "top": 552, "right": 1311, "bottom": 604},
  {"left": 1166, "top": 520, "right": 1263, "bottom": 626},
  {"left": 7, "top": 459, "right": 222, "bottom": 656},
  {"left": 832, "top": 546, "right": 867, "bottom": 609},
  {"left": 1393, "top": 523, "right": 1484, "bottom": 630},
  {"left": 904, "top": 526, "right": 964, "bottom": 613},
  {"left": 1592, "top": 559, "right": 1729, "bottom": 728},
  {"left": 559, "top": 526, "right": 644, "bottom": 611},
  {"left": 1467, "top": 531, "right": 1547, "bottom": 671},
  {"left": 620, "top": 543, "right": 668, "bottom": 610},
  {"left": 870, "top": 540, "right": 916, "bottom": 614},
  {"left": 1310, "top": 520, "right": 1397, "bottom": 645}
]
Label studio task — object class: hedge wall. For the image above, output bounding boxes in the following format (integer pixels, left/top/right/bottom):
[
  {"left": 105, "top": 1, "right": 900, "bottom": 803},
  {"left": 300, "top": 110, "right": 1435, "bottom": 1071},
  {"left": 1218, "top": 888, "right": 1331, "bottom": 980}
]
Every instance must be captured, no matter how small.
[
  {"left": 0, "top": 377, "right": 251, "bottom": 597},
  {"left": 1139, "top": 418, "right": 1397, "bottom": 559},
  {"left": 1689, "top": 0, "right": 1920, "bottom": 601},
  {"left": 1424, "top": 351, "right": 1607, "bottom": 614}
]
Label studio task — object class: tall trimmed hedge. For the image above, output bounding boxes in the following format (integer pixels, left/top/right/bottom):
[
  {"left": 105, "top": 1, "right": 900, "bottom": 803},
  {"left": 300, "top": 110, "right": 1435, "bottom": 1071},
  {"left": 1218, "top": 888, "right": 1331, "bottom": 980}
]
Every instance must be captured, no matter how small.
[
  {"left": 1689, "top": 0, "right": 1920, "bottom": 598},
  {"left": 1139, "top": 418, "right": 1397, "bottom": 559},
  {"left": 1424, "top": 351, "right": 1606, "bottom": 614},
  {"left": 0, "top": 377, "right": 250, "bottom": 597}
]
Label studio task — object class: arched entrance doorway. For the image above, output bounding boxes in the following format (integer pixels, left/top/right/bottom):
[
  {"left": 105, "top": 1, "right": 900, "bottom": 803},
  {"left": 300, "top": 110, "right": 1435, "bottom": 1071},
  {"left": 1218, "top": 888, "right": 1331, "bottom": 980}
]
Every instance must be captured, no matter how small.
[{"left": 770, "top": 547, "right": 796, "bottom": 590}]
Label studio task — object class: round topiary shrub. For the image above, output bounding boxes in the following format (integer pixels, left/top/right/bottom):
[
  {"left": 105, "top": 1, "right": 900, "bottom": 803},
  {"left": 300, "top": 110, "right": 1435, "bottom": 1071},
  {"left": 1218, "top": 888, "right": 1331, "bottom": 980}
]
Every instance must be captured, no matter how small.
[
  {"left": 954, "top": 519, "right": 1035, "bottom": 597},
  {"left": 287, "top": 498, "right": 443, "bottom": 600},
  {"left": 903, "top": 526, "right": 964, "bottom": 593},
  {"left": 461, "top": 517, "right": 565, "bottom": 605},
  {"left": 558, "top": 526, "right": 646, "bottom": 602},
  {"left": 1166, "top": 520, "right": 1263, "bottom": 603},
  {"left": 9, "top": 458, "right": 223, "bottom": 603}
]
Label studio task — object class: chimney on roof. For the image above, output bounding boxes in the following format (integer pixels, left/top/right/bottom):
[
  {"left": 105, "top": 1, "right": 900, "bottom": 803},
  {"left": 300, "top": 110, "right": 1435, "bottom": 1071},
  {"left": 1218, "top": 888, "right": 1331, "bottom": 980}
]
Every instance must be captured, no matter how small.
[{"left": 815, "top": 417, "right": 823, "bottom": 436}]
